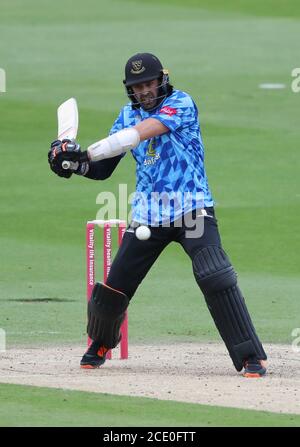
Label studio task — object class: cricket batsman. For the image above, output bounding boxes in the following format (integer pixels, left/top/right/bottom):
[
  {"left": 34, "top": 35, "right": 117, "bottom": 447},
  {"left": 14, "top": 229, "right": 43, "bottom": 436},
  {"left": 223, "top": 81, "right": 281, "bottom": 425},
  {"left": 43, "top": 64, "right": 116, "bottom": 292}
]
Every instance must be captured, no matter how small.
[{"left": 48, "top": 52, "right": 267, "bottom": 377}]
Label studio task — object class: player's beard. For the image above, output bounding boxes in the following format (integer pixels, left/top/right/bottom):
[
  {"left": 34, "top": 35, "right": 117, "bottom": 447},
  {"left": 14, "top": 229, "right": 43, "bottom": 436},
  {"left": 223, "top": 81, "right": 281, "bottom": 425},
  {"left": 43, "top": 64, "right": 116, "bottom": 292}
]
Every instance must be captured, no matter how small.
[{"left": 138, "top": 92, "right": 157, "bottom": 110}]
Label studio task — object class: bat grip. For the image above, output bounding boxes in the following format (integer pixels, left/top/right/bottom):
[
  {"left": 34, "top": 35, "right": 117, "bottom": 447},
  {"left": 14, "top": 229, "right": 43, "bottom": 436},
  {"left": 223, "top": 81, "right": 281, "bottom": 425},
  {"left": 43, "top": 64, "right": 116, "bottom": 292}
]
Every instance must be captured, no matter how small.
[{"left": 62, "top": 160, "right": 79, "bottom": 170}]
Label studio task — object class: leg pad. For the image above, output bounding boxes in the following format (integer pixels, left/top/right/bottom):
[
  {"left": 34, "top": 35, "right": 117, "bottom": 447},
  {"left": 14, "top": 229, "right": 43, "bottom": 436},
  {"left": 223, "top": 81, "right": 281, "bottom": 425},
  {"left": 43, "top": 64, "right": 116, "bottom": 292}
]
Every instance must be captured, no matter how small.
[
  {"left": 87, "top": 282, "right": 129, "bottom": 349},
  {"left": 193, "top": 246, "right": 267, "bottom": 371}
]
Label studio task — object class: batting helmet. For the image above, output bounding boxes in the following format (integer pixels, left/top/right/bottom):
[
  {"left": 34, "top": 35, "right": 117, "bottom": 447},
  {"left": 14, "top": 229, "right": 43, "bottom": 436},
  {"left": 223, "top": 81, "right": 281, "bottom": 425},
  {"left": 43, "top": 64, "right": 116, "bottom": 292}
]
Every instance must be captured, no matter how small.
[{"left": 123, "top": 52, "right": 173, "bottom": 110}]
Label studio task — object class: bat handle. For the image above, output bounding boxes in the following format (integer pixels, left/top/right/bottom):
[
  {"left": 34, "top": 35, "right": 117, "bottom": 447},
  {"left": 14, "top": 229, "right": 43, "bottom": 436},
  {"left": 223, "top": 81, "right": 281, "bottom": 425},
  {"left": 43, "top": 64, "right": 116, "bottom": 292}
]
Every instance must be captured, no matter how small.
[{"left": 62, "top": 160, "right": 79, "bottom": 170}]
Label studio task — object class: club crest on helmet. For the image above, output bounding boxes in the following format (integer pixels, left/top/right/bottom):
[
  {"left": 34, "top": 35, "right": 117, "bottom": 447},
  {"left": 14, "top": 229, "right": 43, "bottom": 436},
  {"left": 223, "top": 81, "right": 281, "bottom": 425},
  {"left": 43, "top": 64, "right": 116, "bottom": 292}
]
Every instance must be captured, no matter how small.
[{"left": 131, "top": 60, "right": 145, "bottom": 75}]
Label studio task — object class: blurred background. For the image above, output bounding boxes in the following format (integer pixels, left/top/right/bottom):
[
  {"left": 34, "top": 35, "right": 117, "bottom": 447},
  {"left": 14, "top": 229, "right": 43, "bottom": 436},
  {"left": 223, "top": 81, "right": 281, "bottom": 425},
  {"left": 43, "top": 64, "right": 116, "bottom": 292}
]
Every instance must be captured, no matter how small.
[{"left": 0, "top": 0, "right": 299, "bottom": 348}]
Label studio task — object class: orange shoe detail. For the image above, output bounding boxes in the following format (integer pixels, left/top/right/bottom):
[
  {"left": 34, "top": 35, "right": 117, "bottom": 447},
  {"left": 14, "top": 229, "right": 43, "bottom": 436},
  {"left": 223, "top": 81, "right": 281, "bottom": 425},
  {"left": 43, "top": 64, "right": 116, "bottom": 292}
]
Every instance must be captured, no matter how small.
[
  {"left": 243, "top": 372, "right": 262, "bottom": 378},
  {"left": 97, "top": 346, "right": 108, "bottom": 357},
  {"left": 243, "top": 358, "right": 266, "bottom": 378},
  {"left": 80, "top": 364, "right": 97, "bottom": 369}
]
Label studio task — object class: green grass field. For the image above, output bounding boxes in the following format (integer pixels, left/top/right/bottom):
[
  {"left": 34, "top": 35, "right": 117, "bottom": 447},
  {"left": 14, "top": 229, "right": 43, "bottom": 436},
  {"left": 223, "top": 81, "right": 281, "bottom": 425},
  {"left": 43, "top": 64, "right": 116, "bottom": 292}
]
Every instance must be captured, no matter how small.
[
  {"left": 1, "top": 383, "right": 300, "bottom": 427},
  {"left": 0, "top": 0, "right": 299, "bottom": 427}
]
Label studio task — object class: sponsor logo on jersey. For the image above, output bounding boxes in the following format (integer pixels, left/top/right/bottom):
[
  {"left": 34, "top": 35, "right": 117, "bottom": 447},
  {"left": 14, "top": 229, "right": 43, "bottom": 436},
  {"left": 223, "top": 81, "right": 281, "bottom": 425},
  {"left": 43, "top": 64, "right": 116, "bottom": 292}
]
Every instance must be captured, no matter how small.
[
  {"left": 144, "top": 154, "right": 160, "bottom": 166},
  {"left": 144, "top": 139, "right": 160, "bottom": 165},
  {"left": 159, "top": 106, "right": 177, "bottom": 116}
]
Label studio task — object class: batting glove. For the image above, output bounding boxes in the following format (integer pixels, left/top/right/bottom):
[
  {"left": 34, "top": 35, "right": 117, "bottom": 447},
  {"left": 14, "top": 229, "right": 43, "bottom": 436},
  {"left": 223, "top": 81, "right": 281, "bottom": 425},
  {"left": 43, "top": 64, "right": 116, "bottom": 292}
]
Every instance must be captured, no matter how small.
[{"left": 48, "top": 139, "right": 89, "bottom": 178}]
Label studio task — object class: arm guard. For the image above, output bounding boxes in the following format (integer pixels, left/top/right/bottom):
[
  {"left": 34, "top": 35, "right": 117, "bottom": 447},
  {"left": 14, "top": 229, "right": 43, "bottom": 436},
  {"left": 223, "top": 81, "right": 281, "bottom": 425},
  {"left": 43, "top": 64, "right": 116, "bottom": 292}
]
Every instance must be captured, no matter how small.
[{"left": 87, "top": 128, "right": 140, "bottom": 162}]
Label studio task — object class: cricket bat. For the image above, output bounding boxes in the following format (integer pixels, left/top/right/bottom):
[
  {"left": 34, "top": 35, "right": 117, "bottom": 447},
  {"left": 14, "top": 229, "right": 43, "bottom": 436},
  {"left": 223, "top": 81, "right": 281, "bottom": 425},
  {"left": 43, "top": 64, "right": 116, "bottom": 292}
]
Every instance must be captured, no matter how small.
[{"left": 57, "top": 97, "right": 79, "bottom": 170}]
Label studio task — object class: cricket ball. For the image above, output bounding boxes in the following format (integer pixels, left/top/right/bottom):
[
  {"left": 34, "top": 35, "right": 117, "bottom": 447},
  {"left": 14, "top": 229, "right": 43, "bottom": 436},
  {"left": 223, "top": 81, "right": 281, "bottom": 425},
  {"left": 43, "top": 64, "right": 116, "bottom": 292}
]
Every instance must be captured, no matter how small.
[{"left": 135, "top": 225, "right": 151, "bottom": 241}]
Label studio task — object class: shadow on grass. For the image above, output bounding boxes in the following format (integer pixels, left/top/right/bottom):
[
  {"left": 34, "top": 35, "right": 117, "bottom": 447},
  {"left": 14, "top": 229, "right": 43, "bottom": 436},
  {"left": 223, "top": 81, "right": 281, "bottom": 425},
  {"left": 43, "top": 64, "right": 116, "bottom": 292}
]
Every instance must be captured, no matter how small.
[{"left": 6, "top": 298, "right": 76, "bottom": 303}]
